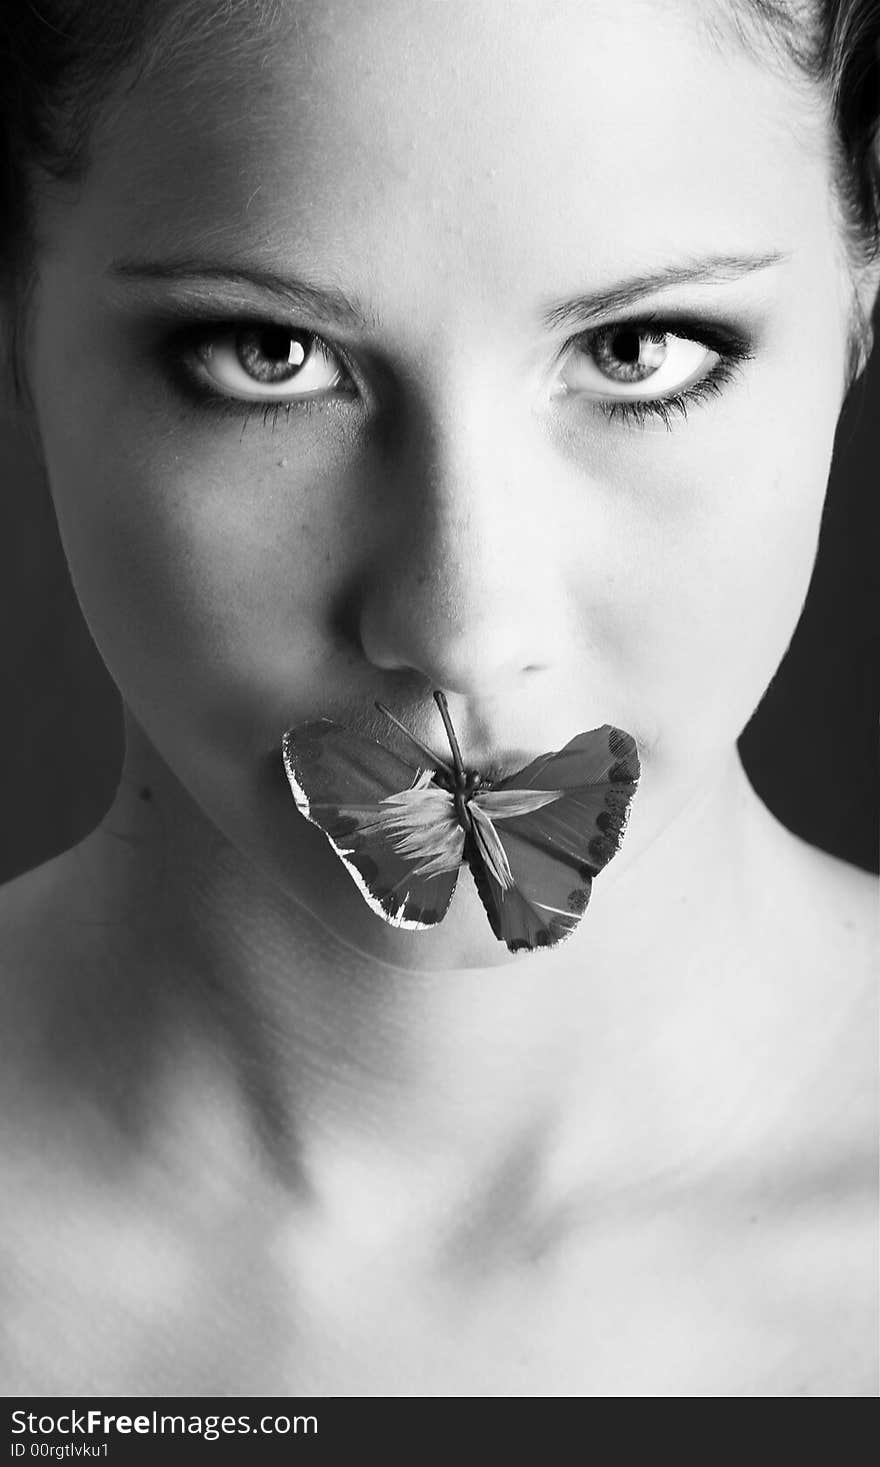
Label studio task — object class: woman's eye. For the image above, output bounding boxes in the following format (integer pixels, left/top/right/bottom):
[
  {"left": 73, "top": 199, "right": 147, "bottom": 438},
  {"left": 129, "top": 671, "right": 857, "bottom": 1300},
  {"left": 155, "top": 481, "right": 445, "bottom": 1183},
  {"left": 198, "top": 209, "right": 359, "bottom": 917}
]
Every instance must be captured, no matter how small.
[
  {"left": 190, "top": 325, "right": 351, "bottom": 402},
  {"left": 556, "top": 325, "right": 718, "bottom": 401}
]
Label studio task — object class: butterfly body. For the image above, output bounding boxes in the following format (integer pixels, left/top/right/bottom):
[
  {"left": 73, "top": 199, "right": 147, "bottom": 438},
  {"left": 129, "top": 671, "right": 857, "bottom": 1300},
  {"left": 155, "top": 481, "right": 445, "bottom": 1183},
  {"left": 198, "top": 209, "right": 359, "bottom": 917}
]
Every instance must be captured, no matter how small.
[
  {"left": 282, "top": 693, "right": 639, "bottom": 953},
  {"left": 444, "top": 768, "right": 481, "bottom": 831}
]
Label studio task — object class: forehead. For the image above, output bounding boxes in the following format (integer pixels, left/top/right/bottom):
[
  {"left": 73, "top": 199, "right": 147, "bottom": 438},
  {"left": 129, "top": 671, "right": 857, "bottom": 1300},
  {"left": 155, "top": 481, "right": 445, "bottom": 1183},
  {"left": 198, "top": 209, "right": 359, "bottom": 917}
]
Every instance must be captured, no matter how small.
[{"left": 68, "top": 0, "right": 831, "bottom": 319}]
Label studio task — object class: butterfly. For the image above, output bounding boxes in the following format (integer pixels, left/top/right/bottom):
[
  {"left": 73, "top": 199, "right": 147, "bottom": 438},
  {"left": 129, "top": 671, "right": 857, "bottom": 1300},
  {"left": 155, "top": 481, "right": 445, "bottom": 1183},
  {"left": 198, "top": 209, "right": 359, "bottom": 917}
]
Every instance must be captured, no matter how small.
[{"left": 281, "top": 691, "right": 639, "bottom": 953}]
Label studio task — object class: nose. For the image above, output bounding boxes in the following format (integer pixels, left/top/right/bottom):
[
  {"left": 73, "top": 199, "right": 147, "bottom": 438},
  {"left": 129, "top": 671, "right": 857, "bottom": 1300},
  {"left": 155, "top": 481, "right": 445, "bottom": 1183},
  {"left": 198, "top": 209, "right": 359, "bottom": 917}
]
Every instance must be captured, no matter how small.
[{"left": 357, "top": 391, "right": 575, "bottom": 697}]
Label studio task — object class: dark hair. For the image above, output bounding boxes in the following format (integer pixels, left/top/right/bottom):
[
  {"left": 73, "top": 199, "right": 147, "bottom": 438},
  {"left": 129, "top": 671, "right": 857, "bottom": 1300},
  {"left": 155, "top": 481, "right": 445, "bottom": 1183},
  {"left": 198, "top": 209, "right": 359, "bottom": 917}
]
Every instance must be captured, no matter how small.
[
  {"left": 1, "top": 0, "right": 879, "bottom": 284},
  {"left": 725, "top": 0, "right": 880, "bottom": 262}
]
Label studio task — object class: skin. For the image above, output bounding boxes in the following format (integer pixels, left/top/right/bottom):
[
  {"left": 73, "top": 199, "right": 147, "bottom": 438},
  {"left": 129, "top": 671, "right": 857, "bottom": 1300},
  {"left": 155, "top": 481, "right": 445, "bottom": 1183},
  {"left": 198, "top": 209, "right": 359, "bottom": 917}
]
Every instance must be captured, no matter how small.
[{"left": 0, "top": 0, "right": 877, "bottom": 1395}]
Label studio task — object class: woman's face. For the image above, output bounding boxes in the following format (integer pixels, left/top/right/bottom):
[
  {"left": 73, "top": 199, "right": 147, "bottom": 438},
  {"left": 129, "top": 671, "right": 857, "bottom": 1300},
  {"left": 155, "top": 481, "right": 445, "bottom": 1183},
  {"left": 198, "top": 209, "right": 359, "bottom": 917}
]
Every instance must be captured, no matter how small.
[{"left": 24, "top": 0, "right": 861, "bottom": 963}]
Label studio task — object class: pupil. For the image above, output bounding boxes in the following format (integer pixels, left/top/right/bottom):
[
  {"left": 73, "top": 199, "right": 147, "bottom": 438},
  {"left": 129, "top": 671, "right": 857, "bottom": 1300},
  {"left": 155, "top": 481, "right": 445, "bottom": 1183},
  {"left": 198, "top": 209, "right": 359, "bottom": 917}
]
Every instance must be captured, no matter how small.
[
  {"left": 261, "top": 326, "right": 298, "bottom": 363},
  {"left": 236, "top": 327, "right": 308, "bottom": 383},
  {"left": 593, "top": 326, "right": 668, "bottom": 383},
  {"left": 614, "top": 329, "right": 641, "bottom": 364}
]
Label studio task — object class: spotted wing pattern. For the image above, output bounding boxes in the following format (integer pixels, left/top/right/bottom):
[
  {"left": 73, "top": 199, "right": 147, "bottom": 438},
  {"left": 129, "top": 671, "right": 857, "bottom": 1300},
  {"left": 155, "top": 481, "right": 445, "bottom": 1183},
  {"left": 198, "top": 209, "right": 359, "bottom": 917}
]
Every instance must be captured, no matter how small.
[
  {"left": 466, "top": 726, "right": 640, "bottom": 952},
  {"left": 282, "top": 720, "right": 460, "bottom": 929}
]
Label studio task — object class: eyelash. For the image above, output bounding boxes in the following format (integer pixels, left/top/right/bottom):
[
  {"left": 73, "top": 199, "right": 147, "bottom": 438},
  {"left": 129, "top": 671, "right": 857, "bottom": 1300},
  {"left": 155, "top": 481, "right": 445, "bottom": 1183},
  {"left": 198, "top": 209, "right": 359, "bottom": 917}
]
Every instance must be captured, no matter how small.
[
  {"left": 238, "top": 399, "right": 318, "bottom": 434},
  {"left": 165, "top": 319, "right": 356, "bottom": 426},
  {"left": 595, "top": 359, "right": 741, "bottom": 429},
  {"left": 167, "top": 313, "right": 753, "bottom": 432},
  {"left": 564, "top": 312, "right": 753, "bottom": 429}
]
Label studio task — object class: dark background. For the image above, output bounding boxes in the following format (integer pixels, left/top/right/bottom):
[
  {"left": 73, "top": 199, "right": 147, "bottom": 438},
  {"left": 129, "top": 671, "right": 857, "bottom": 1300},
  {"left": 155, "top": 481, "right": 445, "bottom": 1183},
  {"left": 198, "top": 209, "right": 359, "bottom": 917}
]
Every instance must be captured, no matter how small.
[{"left": 1, "top": 324, "right": 878, "bottom": 886}]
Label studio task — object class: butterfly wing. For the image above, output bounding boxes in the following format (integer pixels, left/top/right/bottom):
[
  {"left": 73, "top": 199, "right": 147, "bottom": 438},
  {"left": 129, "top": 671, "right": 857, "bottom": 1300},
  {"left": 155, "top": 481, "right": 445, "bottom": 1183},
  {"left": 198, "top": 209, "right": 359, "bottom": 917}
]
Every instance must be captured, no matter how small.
[
  {"left": 282, "top": 720, "right": 460, "bottom": 930},
  {"left": 467, "top": 725, "right": 640, "bottom": 952}
]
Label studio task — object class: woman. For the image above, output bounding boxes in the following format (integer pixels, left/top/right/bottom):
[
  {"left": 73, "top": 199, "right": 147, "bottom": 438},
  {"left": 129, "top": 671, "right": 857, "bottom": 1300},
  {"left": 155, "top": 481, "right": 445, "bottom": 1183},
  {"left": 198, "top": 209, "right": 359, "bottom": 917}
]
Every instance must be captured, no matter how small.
[{"left": 0, "top": 0, "right": 877, "bottom": 1396}]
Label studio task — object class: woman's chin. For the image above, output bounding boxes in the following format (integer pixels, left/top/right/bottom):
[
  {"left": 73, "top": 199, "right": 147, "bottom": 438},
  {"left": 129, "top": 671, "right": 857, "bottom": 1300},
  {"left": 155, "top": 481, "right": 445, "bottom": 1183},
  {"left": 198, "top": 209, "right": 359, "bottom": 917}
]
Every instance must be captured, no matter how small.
[
  {"left": 254, "top": 780, "right": 567, "bottom": 973},
  {"left": 295, "top": 867, "right": 535, "bottom": 974}
]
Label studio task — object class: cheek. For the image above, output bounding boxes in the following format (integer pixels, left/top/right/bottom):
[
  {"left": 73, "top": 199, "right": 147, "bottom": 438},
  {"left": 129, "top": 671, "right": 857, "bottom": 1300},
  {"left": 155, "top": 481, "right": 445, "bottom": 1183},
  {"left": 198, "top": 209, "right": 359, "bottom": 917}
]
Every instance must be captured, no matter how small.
[
  {"left": 32, "top": 385, "right": 369, "bottom": 770},
  {"left": 604, "top": 384, "right": 839, "bottom": 770}
]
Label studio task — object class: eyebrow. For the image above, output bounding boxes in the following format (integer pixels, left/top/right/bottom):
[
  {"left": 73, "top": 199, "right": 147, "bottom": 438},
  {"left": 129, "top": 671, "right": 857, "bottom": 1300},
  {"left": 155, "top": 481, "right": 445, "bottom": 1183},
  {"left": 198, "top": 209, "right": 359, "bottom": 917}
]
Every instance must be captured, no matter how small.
[
  {"left": 110, "top": 249, "right": 786, "bottom": 333},
  {"left": 109, "top": 258, "right": 371, "bottom": 328},
  {"left": 541, "top": 252, "right": 786, "bottom": 330}
]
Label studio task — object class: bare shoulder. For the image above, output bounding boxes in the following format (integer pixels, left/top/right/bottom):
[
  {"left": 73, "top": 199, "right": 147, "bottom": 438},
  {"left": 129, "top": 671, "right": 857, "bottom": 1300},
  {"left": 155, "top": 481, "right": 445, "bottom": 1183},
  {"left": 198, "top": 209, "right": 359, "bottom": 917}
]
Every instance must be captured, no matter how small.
[
  {"left": 0, "top": 853, "right": 69, "bottom": 1038},
  {"left": 767, "top": 808, "right": 877, "bottom": 1057},
  {"left": 739, "top": 792, "right": 877, "bottom": 1142},
  {"left": 795, "top": 835, "right": 878, "bottom": 923},
  {"left": 0, "top": 846, "right": 96, "bottom": 1051},
  {"left": 0, "top": 847, "right": 234, "bottom": 1395},
  {"left": 748, "top": 793, "right": 877, "bottom": 974},
  {"left": 794, "top": 839, "right": 878, "bottom": 992},
  {"left": 0, "top": 839, "right": 153, "bottom": 1138}
]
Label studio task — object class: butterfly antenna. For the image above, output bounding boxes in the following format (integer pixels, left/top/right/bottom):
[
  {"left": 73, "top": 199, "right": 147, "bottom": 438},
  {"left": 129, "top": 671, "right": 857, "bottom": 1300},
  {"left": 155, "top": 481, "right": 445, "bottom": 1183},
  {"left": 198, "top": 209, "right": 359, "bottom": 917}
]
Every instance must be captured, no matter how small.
[
  {"left": 433, "top": 690, "right": 466, "bottom": 778},
  {"left": 374, "top": 702, "right": 454, "bottom": 776}
]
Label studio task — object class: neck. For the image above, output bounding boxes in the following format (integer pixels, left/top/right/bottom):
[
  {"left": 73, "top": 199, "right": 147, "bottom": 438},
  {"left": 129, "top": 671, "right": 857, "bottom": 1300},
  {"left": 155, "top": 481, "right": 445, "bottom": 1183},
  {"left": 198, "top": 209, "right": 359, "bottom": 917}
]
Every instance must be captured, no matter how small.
[{"left": 68, "top": 713, "right": 776, "bottom": 1204}]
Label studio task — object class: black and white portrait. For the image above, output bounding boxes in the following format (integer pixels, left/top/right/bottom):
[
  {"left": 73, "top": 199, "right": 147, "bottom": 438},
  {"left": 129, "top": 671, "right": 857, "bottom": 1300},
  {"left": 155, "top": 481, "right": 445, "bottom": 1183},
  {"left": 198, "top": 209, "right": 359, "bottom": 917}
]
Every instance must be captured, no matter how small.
[{"left": 0, "top": 0, "right": 877, "bottom": 1402}]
